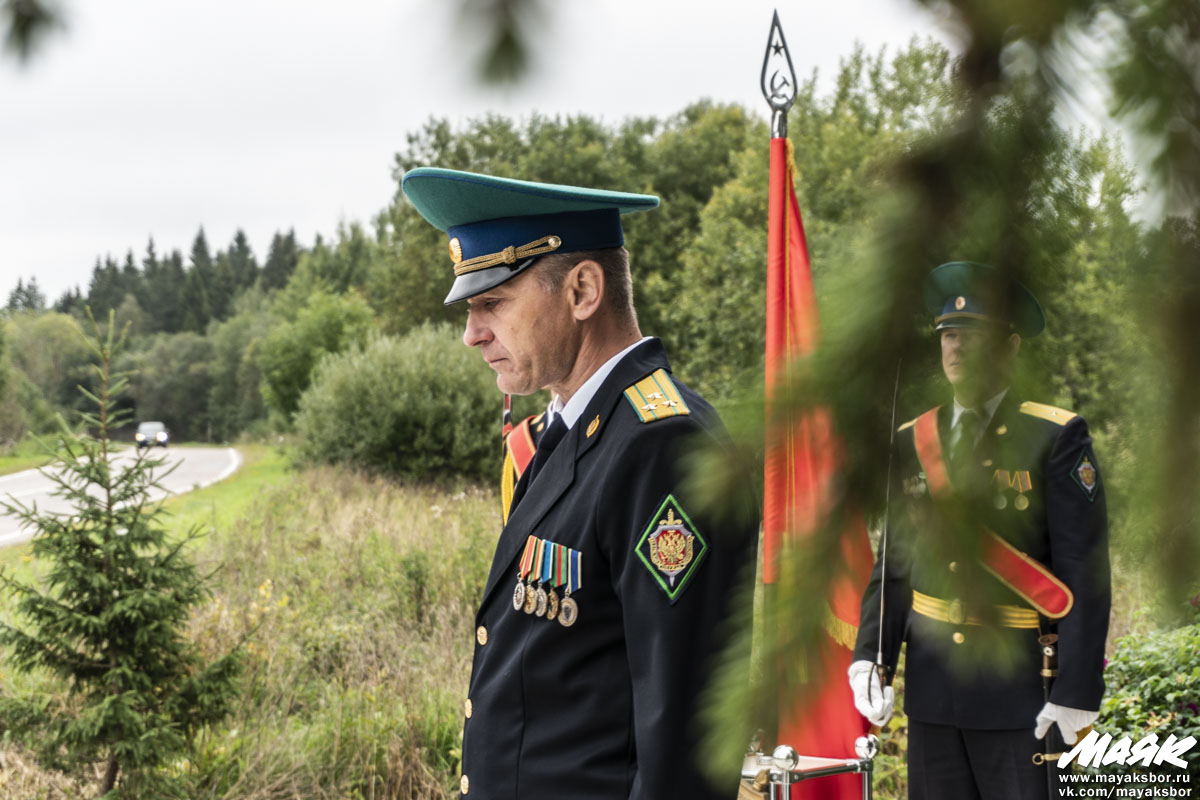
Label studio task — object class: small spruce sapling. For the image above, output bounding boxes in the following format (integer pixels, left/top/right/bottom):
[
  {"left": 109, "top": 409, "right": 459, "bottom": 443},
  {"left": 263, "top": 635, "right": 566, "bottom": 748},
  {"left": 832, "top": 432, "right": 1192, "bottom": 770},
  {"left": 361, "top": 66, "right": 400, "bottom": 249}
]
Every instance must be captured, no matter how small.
[{"left": 0, "top": 310, "right": 241, "bottom": 798}]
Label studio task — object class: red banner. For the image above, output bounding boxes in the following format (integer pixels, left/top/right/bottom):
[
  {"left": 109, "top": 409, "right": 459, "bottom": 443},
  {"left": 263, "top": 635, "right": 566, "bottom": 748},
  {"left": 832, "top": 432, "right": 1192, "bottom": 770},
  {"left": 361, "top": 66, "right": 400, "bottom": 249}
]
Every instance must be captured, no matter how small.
[{"left": 763, "top": 136, "right": 875, "bottom": 799}]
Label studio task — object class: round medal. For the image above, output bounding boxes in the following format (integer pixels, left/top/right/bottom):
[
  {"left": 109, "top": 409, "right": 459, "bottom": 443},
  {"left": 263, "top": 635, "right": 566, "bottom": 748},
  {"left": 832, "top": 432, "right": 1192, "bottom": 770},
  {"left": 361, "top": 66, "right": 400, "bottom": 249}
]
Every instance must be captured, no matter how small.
[
  {"left": 546, "top": 589, "right": 560, "bottom": 621},
  {"left": 512, "top": 580, "right": 526, "bottom": 611},
  {"left": 523, "top": 585, "right": 537, "bottom": 614},
  {"left": 558, "top": 596, "right": 579, "bottom": 627},
  {"left": 534, "top": 587, "right": 548, "bottom": 617}
]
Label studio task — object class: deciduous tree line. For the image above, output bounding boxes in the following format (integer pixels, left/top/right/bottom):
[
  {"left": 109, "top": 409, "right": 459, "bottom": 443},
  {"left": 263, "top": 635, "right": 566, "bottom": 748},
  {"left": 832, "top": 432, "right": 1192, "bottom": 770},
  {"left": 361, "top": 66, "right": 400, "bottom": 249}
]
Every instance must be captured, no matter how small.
[{"left": 0, "top": 41, "right": 1152, "bottom": 483}]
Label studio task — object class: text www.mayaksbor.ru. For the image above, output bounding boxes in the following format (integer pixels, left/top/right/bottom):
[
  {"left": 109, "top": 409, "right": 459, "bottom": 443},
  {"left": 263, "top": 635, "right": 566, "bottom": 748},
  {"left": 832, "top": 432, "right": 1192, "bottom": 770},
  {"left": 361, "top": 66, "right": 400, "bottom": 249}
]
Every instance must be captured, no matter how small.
[{"left": 1057, "top": 770, "right": 1193, "bottom": 798}]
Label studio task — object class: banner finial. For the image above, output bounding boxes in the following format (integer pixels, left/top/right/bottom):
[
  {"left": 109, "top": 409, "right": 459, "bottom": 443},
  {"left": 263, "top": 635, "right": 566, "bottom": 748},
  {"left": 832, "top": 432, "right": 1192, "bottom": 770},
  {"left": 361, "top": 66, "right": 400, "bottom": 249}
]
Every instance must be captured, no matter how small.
[{"left": 761, "top": 11, "right": 797, "bottom": 138}]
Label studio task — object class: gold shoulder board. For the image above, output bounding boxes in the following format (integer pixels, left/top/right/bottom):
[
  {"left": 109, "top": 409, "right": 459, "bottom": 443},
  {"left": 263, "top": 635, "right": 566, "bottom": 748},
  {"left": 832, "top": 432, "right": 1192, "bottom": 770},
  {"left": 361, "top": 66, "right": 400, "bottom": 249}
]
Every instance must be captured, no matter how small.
[
  {"left": 624, "top": 369, "right": 691, "bottom": 423},
  {"left": 1019, "top": 401, "right": 1078, "bottom": 426}
]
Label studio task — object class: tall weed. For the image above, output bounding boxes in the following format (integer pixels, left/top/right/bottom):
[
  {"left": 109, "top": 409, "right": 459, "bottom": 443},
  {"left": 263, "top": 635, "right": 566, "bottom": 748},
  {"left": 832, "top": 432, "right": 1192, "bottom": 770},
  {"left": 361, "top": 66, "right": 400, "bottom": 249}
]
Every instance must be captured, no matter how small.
[{"left": 187, "top": 467, "right": 496, "bottom": 798}]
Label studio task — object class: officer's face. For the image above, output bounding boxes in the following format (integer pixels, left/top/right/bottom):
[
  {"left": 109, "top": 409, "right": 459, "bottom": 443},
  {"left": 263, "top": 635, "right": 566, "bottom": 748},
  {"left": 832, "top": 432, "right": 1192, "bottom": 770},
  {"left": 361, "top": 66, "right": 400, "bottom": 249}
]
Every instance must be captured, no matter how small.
[
  {"left": 941, "top": 327, "right": 1019, "bottom": 397},
  {"left": 940, "top": 327, "right": 988, "bottom": 389},
  {"left": 462, "top": 269, "right": 578, "bottom": 395}
]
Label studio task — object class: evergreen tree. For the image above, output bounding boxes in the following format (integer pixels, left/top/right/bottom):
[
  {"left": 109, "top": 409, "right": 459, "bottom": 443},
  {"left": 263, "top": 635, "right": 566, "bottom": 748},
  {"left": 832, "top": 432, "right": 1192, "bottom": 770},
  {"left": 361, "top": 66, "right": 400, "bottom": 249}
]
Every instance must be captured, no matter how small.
[
  {"left": 52, "top": 286, "right": 84, "bottom": 316},
  {"left": 261, "top": 229, "right": 299, "bottom": 290},
  {"left": 178, "top": 267, "right": 210, "bottom": 333},
  {"left": 120, "top": 250, "right": 140, "bottom": 300},
  {"left": 6, "top": 277, "right": 22, "bottom": 310},
  {"left": 142, "top": 238, "right": 158, "bottom": 275},
  {"left": 228, "top": 229, "right": 259, "bottom": 291},
  {"left": 149, "top": 249, "right": 187, "bottom": 334},
  {"left": 0, "top": 311, "right": 241, "bottom": 797},
  {"left": 178, "top": 229, "right": 213, "bottom": 332},
  {"left": 4, "top": 276, "right": 37, "bottom": 311},
  {"left": 209, "top": 252, "right": 237, "bottom": 323},
  {"left": 139, "top": 239, "right": 162, "bottom": 332},
  {"left": 86, "top": 257, "right": 123, "bottom": 316},
  {"left": 189, "top": 227, "right": 214, "bottom": 277}
]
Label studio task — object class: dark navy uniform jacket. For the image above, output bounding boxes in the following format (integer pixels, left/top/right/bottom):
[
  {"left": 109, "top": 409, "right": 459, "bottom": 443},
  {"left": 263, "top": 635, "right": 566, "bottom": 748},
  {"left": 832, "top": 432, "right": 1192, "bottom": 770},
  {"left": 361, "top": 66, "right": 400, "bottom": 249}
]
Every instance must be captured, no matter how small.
[
  {"left": 854, "top": 391, "right": 1111, "bottom": 729},
  {"left": 460, "top": 338, "right": 759, "bottom": 799}
]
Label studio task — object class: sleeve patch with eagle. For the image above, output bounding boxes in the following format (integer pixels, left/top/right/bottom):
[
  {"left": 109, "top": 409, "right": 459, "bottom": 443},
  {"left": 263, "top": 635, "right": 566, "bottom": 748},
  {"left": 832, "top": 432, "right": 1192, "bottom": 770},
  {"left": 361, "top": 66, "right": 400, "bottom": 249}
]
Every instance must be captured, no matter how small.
[{"left": 634, "top": 495, "right": 708, "bottom": 603}]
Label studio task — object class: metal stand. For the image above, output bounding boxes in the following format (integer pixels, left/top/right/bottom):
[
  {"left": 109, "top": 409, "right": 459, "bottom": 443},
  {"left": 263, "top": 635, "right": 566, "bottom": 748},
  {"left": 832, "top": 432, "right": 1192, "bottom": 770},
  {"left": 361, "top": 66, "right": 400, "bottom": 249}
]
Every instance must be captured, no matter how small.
[{"left": 741, "top": 738, "right": 877, "bottom": 800}]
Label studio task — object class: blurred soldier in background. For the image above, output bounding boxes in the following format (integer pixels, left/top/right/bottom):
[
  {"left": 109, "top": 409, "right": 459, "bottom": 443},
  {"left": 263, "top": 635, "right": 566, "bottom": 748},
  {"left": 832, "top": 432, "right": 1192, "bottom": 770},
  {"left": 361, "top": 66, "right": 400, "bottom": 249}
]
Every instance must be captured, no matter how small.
[{"left": 849, "top": 261, "right": 1111, "bottom": 799}]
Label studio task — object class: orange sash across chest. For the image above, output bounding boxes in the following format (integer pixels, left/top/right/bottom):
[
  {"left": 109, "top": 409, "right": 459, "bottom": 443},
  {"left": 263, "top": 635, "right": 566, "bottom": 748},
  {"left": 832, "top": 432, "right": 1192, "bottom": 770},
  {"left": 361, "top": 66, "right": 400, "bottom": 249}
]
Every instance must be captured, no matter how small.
[
  {"left": 506, "top": 416, "right": 538, "bottom": 477},
  {"left": 501, "top": 416, "right": 540, "bottom": 525},
  {"left": 911, "top": 408, "right": 1074, "bottom": 620}
]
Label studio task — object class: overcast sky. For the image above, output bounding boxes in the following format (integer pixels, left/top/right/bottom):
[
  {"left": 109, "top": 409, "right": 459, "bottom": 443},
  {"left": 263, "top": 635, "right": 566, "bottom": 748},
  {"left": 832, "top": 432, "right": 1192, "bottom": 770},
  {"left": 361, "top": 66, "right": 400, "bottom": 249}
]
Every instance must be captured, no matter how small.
[{"left": 1, "top": 0, "right": 960, "bottom": 303}]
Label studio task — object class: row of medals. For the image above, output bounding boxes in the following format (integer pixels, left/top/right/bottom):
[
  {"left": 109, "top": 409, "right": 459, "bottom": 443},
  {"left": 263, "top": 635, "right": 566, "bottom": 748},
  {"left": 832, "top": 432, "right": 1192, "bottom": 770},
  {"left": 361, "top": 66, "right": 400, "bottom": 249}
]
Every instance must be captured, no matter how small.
[{"left": 513, "top": 578, "right": 578, "bottom": 627}]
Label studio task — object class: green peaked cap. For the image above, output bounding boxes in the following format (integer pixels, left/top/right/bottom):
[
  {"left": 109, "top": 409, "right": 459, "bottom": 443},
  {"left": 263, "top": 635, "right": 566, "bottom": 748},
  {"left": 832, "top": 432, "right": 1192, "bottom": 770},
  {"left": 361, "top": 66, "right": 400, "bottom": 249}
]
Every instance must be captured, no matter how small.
[
  {"left": 401, "top": 167, "right": 659, "bottom": 304},
  {"left": 924, "top": 261, "right": 1046, "bottom": 338}
]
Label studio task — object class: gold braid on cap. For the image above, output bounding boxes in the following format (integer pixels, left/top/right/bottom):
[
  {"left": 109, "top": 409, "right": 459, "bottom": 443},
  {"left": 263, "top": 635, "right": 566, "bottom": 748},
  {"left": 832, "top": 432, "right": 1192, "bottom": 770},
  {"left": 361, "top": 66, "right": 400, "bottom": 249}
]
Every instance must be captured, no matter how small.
[
  {"left": 935, "top": 311, "right": 1016, "bottom": 328},
  {"left": 453, "top": 235, "right": 563, "bottom": 276}
]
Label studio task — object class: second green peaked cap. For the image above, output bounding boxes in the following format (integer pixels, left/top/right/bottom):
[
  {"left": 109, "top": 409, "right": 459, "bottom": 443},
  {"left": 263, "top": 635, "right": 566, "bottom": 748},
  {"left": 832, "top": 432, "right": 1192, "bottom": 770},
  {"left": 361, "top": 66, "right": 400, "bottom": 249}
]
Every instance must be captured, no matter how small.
[
  {"left": 401, "top": 168, "right": 660, "bottom": 304},
  {"left": 923, "top": 261, "right": 1046, "bottom": 338}
]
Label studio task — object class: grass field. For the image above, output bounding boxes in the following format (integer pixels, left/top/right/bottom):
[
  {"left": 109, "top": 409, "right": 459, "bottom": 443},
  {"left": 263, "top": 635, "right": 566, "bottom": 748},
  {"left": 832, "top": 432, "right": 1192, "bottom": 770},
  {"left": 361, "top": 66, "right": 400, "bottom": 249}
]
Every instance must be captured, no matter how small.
[
  {"left": 0, "top": 436, "right": 55, "bottom": 477},
  {"left": 0, "top": 444, "right": 1176, "bottom": 798},
  {"left": 1, "top": 444, "right": 497, "bottom": 799}
]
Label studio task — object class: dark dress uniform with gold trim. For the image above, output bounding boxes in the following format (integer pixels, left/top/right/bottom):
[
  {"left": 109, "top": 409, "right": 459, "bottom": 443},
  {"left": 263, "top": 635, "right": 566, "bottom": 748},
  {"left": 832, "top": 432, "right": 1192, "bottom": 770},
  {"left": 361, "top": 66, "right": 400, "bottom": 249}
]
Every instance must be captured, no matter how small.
[
  {"left": 462, "top": 338, "right": 757, "bottom": 799},
  {"left": 398, "top": 168, "right": 759, "bottom": 800},
  {"left": 853, "top": 263, "right": 1111, "bottom": 799}
]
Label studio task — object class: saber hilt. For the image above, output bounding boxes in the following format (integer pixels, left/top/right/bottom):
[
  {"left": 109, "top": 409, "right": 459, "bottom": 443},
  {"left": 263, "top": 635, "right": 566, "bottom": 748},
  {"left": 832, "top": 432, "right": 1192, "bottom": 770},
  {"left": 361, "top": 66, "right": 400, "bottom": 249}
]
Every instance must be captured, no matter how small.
[{"left": 1038, "top": 633, "right": 1060, "bottom": 789}]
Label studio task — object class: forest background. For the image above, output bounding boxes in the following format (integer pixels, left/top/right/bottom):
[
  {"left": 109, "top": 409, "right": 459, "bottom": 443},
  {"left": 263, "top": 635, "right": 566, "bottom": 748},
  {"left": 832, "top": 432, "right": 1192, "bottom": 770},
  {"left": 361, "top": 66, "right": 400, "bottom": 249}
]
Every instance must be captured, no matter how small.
[
  {"left": 1, "top": 0, "right": 1199, "bottom": 794},
  {"left": 0, "top": 38, "right": 1144, "bottom": 477}
]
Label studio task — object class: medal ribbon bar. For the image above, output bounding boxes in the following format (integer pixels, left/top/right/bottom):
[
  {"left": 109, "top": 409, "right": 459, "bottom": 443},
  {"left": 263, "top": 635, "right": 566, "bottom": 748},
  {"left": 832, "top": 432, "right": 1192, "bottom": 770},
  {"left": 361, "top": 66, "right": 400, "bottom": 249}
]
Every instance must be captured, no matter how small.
[{"left": 519, "top": 535, "right": 538, "bottom": 580}]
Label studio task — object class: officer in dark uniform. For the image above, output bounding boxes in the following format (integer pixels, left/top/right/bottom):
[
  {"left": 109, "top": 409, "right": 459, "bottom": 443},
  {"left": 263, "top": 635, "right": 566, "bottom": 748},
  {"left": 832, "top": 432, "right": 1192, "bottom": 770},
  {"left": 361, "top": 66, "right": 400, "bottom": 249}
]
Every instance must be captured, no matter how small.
[
  {"left": 848, "top": 262, "right": 1111, "bottom": 799},
  {"left": 401, "top": 168, "right": 759, "bottom": 800}
]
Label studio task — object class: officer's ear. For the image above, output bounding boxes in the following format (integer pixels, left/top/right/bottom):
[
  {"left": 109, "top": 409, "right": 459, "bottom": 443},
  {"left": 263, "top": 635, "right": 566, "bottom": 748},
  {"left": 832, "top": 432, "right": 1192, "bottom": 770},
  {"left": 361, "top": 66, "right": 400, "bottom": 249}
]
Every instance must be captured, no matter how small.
[
  {"left": 1006, "top": 332, "right": 1021, "bottom": 360},
  {"left": 566, "top": 259, "right": 604, "bottom": 322}
]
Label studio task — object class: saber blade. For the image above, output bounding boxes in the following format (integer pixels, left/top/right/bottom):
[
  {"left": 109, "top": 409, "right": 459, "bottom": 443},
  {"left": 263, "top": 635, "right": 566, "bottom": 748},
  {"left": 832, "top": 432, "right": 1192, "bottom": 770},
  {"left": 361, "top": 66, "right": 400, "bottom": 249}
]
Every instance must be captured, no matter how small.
[{"left": 876, "top": 360, "right": 902, "bottom": 670}]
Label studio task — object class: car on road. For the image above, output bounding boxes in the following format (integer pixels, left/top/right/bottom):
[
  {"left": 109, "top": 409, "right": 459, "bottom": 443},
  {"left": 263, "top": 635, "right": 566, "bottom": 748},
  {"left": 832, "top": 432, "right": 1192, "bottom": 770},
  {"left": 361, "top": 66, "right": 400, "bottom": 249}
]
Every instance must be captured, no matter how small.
[{"left": 135, "top": 421, "right": 169, "bottom": 449}]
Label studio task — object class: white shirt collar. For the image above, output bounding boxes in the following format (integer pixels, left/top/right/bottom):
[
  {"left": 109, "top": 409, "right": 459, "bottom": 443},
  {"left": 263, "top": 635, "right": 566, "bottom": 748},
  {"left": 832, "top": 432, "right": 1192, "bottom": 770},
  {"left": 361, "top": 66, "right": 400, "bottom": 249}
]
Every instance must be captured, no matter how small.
[
  {"left": 547, "top": 337, "right": 652, "bottom": 429},
  {"left": 951, "top": 387, "right": 1008, "bottom": 431}
]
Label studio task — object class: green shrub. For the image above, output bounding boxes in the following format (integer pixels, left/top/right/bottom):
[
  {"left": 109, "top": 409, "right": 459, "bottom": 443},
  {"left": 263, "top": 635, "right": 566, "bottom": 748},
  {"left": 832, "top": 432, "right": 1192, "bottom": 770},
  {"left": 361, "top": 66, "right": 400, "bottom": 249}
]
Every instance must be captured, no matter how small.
[
  {"left": 1097, "top": 615, "right": 1200, "bottom": 783},
  {"left": 293, "top": 322, "right": 499, "bottom": 481}
]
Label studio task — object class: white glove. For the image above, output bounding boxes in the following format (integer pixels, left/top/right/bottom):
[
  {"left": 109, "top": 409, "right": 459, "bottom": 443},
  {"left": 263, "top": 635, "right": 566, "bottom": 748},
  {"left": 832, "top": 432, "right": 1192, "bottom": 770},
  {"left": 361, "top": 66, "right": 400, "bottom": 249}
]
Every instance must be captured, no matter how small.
[
  {"left": 1034, "top": 702, "right": 1098, "bottom": 745},
  {"left": 848, "top": 660, "right": 894, "bottom": 727}
]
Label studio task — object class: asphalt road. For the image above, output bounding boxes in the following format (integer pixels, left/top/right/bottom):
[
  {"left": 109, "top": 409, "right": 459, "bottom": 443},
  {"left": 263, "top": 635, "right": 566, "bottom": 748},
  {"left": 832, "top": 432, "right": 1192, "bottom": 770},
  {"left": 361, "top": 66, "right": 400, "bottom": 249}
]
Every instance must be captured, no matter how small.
[{"left": 0, "top": 446, "right": 242, "bottom": 549}]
